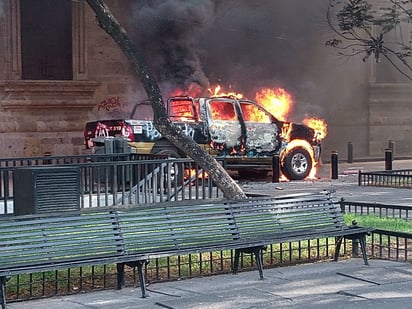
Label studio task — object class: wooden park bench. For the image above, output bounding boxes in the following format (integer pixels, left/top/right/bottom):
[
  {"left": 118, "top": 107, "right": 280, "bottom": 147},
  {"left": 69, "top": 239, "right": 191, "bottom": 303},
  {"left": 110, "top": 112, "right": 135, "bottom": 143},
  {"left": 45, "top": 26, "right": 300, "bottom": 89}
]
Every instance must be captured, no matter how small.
[{"left": 0, "top": 192, "right": 373, "bottom": 308}]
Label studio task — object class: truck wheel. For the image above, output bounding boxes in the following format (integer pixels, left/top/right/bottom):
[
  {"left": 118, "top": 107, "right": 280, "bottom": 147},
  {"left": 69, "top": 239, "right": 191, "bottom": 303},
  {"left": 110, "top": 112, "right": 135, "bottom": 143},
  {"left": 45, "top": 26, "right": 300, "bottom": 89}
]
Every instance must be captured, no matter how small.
[{"left": 281, "top": 147, "right": 312, "bottom": 180}]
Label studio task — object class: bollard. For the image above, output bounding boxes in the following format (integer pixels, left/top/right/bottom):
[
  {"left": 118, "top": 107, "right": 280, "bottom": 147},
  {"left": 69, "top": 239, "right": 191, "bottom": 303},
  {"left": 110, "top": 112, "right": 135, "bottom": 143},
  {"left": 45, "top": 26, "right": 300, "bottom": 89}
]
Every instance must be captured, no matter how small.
[
  {"left": 347, "top": 142, "right": 353, "bottom": 163},
  {"left": 388, "top": 140, "right": 394, "bottom": 152},
  {"left": 272, "top": 154, "right": 280, "bottom": 183},
  {"left": 331, "top": 151, "right": 338, "bottom": 179},
  {"left": 384, "top": 148, "right": 393, "bottom": 171}
]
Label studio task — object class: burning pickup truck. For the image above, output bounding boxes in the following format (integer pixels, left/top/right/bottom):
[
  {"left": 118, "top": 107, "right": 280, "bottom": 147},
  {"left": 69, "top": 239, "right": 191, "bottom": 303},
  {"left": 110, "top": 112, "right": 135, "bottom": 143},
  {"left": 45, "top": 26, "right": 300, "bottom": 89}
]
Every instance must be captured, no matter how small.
[{"left": 85, "top": 95, "right": 323, "bottom": 180}]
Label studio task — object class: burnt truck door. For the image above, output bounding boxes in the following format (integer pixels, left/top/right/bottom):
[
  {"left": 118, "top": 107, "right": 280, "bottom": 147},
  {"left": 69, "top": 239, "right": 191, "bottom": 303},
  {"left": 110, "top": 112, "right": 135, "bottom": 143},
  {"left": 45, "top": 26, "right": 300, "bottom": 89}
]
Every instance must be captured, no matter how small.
[
  {"left": 238, "top": 100, "right": 279, "bottom": 155},
  {"left": 205, "top": 98, "right": 246, "bottom": 155},
  {"left": 167, "top": 97, "right": 208, "bottom": 145}
]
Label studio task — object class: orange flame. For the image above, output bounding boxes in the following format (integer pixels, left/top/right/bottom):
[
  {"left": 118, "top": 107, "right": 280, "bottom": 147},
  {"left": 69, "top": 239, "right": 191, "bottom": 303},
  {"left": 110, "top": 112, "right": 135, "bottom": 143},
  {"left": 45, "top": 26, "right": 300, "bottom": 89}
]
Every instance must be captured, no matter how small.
[
  {"left": 184, "top": 168, "right": 209, "bottom": 181},
  {"left": 302, "top": 117, "right": 328, "bottom": 141},
  {"left": 208, "top": 85, "right": 244, "bottom": 99},
  {"left": 240, "top": 103, "right": 271, "bottom": 122},
  {"left": 168, "top": 98, "right": 200, "bottom": 121},
  {"left": 209, "top": 100, "right": 238, "bottom": 120},
  {"left": 255, "top": 88, "right": 293, "bottom": 121}
]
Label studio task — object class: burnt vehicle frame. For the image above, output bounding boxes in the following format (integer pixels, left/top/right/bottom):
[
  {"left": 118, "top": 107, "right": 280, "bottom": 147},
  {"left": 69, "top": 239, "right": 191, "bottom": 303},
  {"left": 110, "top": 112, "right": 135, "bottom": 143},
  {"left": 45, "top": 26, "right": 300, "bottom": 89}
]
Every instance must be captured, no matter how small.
[{"left": 84, "top": 96, "right": 321, "bottom": 180}]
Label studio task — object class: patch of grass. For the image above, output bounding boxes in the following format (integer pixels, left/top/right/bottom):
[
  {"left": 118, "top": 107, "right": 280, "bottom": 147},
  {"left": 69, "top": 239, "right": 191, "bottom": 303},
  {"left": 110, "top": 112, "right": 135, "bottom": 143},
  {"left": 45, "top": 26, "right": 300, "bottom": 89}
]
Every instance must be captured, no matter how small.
[{"left": 344, "top": 213, "right": 412, "bottom": 232}]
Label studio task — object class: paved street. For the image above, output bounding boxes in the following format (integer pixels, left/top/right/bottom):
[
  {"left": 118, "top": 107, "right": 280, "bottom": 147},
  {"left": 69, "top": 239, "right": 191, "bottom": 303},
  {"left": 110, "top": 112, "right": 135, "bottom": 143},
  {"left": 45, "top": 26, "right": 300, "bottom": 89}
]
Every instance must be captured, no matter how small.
[{"left": 240, "top": 159, "right": 412, "bottom": 205}]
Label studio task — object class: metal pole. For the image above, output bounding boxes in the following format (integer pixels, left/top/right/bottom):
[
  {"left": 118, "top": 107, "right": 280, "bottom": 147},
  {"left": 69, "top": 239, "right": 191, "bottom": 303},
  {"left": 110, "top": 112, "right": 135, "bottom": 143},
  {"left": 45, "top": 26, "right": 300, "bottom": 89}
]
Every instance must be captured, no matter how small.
[
  {"left": 331, "top": 151, "right": 338, "bottom": 180},
  {"left": 388, "top": 140, "right": 394, "bottom": 152},
  {"left": 272, "top": 154, "right": 280, "bottom": 183},
  {"left": 384, "top": 148, "right": 393, "bottom": 171},
  {"left": 347, "top": 142, "right": 353, "bottom": 163},
  {"left": 388, "top": 139, "right": 395, "bottom": 151}
]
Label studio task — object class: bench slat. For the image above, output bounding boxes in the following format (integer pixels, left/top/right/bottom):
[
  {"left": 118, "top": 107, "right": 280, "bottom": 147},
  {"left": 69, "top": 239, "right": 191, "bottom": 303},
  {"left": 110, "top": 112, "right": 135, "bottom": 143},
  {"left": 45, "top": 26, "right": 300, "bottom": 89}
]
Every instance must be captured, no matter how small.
[
  {"left": 0, "top": 211, "right": 123, "bottom": 271},
  {"left": 116, "top": 203, "right": 238, "bottom": 255}
]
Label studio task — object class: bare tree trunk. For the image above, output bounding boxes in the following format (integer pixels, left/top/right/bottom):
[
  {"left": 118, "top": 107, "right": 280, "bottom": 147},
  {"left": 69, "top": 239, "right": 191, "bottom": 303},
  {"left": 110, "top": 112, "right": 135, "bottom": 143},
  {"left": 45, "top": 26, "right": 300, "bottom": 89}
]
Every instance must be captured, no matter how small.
[{"left": 86, "top": 0, "right": 247, "bottom": 200}]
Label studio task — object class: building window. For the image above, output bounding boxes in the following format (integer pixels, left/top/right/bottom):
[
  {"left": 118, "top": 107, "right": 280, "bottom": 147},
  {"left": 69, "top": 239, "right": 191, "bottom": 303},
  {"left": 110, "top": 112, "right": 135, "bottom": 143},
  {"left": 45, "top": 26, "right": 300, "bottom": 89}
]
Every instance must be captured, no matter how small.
[{"left": 20, "top": 0, "right": 72, "bottom": 80}]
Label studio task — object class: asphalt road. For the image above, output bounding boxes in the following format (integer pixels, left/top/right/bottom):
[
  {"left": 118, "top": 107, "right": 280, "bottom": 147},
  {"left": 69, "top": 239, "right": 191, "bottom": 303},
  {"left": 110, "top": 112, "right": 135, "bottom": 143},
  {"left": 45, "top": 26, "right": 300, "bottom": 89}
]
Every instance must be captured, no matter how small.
[{"left": 239, "top": 159, "right": 412, "bottom": 205}]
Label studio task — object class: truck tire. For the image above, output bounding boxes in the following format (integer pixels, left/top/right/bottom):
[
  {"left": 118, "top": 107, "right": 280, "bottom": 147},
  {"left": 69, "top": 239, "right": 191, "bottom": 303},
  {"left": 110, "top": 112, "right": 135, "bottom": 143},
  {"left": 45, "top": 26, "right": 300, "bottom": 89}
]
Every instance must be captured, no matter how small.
[{"left": 281, "top": 147, "right": 312, "bottom": 180}]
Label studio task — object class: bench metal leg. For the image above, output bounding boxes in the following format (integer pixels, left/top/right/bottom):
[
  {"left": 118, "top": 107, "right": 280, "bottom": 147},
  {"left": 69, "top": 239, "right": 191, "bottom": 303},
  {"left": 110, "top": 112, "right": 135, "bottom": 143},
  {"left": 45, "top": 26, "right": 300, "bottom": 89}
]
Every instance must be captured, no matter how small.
[
  {"left": 136, "top": 260, "right": 148, "bottom": 298},
  {"left": 253, "top": 249, "right": 264, "bottom": 280},
  {"left": 335, "top": 234, "right": 369, "bottom": 265},
  {"left": 358, "top": 235, "right": 369, "bottom": 265},
  {"left": 116, "top": 263, "right": 125, "bottom": 290},
  {"left": 1, "top": 276, "right": 7, "bottom": 309},
  {"left": 233, "top": 249, "right": 241, "bottom": 275},
  {"left": 233, "top": 247, "right": 265, "bottom": 279},
  {"left": 117, "top": 261, "right": 149, "bottom": 298}
]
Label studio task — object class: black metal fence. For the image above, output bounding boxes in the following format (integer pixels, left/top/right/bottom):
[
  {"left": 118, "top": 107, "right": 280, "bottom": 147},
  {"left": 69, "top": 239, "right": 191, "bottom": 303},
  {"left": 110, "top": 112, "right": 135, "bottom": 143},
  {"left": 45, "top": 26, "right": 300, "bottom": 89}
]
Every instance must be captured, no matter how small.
[
  {"left": 340, "top": 199, "right": 412, "bottom": 261},
  {"left": 370, "top": 229, "right": 412, "bottom": 261},
  {"left": 358, "top": 169, "right": 412, "bottom": 188},
  {"left": 6, "top": 229, "right": 411, "bottom": 304},
  {"left": 340, "top": 199, "right": 412, "bottom": 221},
  {"left": 0, "top": 153, "right": 223, "bottom": 216},
  {"left": 4, "top": 238, "right": 353, "bottom": 303}
]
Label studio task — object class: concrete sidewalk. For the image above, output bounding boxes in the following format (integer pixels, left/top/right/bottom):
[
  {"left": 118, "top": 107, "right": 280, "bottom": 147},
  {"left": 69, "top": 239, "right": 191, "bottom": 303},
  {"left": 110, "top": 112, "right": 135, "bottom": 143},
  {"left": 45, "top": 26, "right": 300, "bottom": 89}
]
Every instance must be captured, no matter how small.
[{"left": 8, "top": 259, "right": 412, "bottom": 309}]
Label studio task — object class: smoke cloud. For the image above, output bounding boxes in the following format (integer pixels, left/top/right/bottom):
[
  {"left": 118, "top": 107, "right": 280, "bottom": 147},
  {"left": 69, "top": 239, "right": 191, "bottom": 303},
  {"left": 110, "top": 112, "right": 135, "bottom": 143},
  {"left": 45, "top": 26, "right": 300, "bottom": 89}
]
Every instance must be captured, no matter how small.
[
  {"left": 132, "top": 0, "right": 215, "bottom": 96},
  {"left": 131, "top": 0, "right": 332, "bottom": 119}
]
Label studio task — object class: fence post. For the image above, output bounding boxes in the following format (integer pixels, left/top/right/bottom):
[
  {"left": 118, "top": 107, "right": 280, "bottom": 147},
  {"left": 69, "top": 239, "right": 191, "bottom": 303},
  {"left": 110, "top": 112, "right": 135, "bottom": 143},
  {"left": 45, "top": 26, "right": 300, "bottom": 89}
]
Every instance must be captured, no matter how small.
[
  {"left": 272, "top": 154, "right": 280, "bottom": 183},
  {"left": 347, "top": 142, "right": 353, "bottom": 163},
  {"left": 351, "top": 220, "right": 360, "bottom": 257},
  {"left": 384, "top": 148, "right": 393, "bottom": 171},
  {"left": 331, "top": 151, "right": 338, "bottom": 179},
  {"left": 339, "top": 197, "right": 345, "bottom": 213}
]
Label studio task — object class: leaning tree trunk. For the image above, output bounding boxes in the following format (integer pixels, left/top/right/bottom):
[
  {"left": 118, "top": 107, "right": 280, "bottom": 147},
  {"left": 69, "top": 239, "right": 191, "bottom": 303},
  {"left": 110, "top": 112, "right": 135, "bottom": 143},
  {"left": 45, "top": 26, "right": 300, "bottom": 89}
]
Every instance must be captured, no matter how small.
[{"left": 86, "top": 0, "right": 247, "bottom": 200}]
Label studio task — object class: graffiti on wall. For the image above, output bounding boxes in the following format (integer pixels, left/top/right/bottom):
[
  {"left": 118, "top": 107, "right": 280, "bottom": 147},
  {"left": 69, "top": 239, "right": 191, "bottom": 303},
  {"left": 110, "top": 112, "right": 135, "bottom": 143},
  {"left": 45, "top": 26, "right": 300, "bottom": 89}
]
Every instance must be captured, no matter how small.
[{"left": 98, "top": 97, "right": 121, "bottom": 112}]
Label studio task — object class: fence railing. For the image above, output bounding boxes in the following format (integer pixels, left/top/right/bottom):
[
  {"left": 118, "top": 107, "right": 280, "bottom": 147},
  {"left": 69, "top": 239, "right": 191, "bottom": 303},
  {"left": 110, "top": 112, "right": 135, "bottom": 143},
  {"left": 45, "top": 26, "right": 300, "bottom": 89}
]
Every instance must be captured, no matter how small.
[
  {"left": 340, "top": 199, "right": 412, "bottom": 221},
  {"left": 358, "top": 169, "right": 412, "bottom": 188},
  {"left": 370, "top": 229, "right": 412, "bottom": 261},
  {"left": 0, "top": 153, "right": 223, "bottom": 215},
  {"left": 6, "top": 228, "right": 411, "bottom": 304},
  {"left": 340, "top": 200, "right": 412, "bottom": 261},
  {"left": 3, "top": 237, "right": 355, "bottom": 304}
]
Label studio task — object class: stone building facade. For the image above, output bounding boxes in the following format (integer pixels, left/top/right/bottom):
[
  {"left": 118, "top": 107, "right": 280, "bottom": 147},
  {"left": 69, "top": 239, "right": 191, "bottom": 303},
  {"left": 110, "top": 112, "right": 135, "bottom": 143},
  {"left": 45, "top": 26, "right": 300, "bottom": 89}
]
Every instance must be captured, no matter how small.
[{"left": 0, "top": 0, "right": 411, "bottom": 160}]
